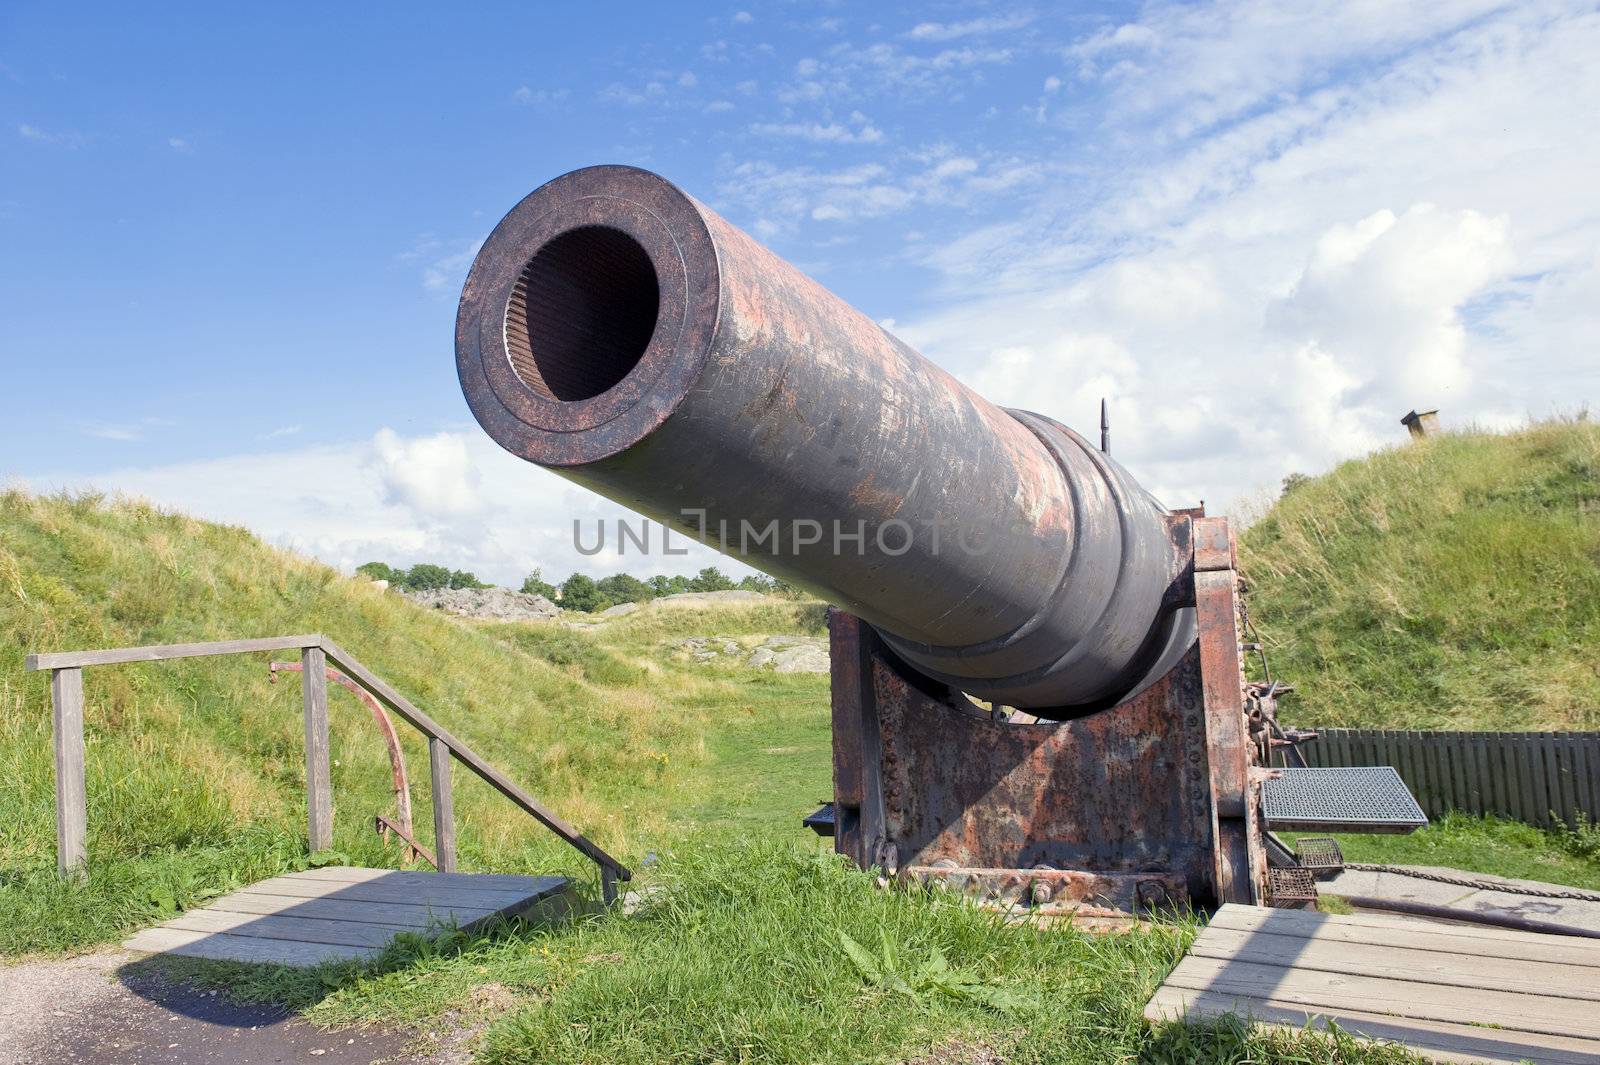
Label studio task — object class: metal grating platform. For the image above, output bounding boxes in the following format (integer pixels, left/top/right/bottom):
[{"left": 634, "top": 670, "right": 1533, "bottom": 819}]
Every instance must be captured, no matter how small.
[
  {"left": 1262, "top": 766, "right": 1426, "bottom": 834},
  {"left": 1293, "top": 836, "right": 1344, "bottom": 877},
  {"left": 802, "top": 803, "right": 836, "bottom": 837},
  {"left": 1266, "top": 867, "right": 1318, "bottom": 908}
]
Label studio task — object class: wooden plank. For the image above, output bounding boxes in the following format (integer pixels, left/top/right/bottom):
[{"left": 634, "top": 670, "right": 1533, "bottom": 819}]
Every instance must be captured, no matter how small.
[
  {"left": 1481, "top": 732, "right": 1502, "bottom": 818},
  {"left": 1507, "top": 733, "right": 1529, "bottom": 823},
  {"left": 1163, "top": 954, "right": 1600, "bottom": 1038},
  {"left": 317, "top": 639, "right": 626, "bottom": 880},
  {"left": 301, "top": 646, "right": 333, "bottom": 852},
  {"left": 1318, "top": 729, "right": 1344, "bottom": 764},
  {"left": 1559, "top": 732, "right": 1580, "bottom": 827},
  {"left": 430, "top": 736, "right": 457, "bottom": 873},
  {"left": 1431, "top": 731, "right": 1448, "bottom": 811},
  {"left": 1404, "top": 732, "right": 1423, "bottom": 807},
  {"left": 26, "top": 634, "right": 322, "bottom": 672},
  {"left": 1469, "top": 732, "right": 1488, "bottom": 816},
  {"left": 1560, "top": 732, "right": 1577, "bottom": 825},
  {"left": 1534, "top": 732, "right": 1554, "bottom": 826},
  {"left": 202, "top": 891, "right": 498, "bottom": 927},
  {"left": 158, "top": 909, "right": 412, "bottom": 948},
  {"left": 1392, "top": 731, "right": 1412, "bottom": 808},
  {"left": 1449, "top": 733, "right": 1469, "bottom": 814},
  {"left": 1572, "top": 736, "right": 1594, "bottom": 826},
  {"left": 1522, "top": 733, "right": 1546, "bottom": 825},
  {"left": 1191, "top": 925, "right": 1600, "bottom": 1001},
  {"left": 1580, "top": 738, "right": 1593, "bottom": 818},
  {"left": 235, "top": 875, "right": 541, "bottom": 908},
  {"left": 50, "top": 667, "right": 87, "bottom": 878},
  {"left": 1484, "top": 729, "right": 1510, "bottom": 818},
  {"left": 1209, "top": 905, "right": 1600, "bottom": 965},
  {"left": 290, "top": 867, "right": 563, "bottom": 892},
  {"left": 1147, "top": 985, "right": 1600, "bottom": 1065},
  {"left": 1543, "top": 732, "right": 1564, "bottom": 826},
  {"left": 123, "top": 925, "right": 374, "bottom": 967}
]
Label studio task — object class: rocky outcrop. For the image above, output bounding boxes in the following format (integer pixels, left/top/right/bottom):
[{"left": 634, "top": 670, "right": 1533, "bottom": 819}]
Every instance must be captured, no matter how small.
[
  {"left": 404, "top": 586, "right": 559, "bottom": 621},
  {"left": 649, "top": 590, "right": 767, "bottom": 609},
  {"left": 664, "top": 634, "right": 829, "bottom": 673},
  {"left": 746, "top": 635, "right": 829, "bottom": 673}
]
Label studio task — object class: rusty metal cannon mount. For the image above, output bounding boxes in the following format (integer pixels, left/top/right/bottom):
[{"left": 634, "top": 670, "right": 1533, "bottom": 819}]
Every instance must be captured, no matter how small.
[
  {"left": 455, "top": 164, "right": 1411, "bottom": 921},
  {"left": 819, "top": 515, "right": 1267, "bottom": 919}
]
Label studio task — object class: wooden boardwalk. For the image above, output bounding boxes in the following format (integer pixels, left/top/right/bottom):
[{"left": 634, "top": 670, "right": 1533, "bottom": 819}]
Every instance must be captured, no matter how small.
[
  {"left": 123, "top": 867, "right": 569, "bottom": 967},
  {"left": 1146, "top": 904, "right": 1600, "bottom": 1064}
]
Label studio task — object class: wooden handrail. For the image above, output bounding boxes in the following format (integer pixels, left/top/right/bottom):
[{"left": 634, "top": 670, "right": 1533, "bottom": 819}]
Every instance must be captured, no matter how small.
[
  {"left": 25, "top": 634, "right": 629, "bottom": 901},
  {"left": 25, "top": 635, "right": 324, "bottom": 672},
  {"left": 318, "top": 638, "right": 630, "bottom": 892}
]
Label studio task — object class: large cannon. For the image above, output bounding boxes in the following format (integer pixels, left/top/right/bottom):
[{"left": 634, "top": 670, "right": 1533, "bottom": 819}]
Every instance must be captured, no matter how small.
[{"left": 457, "top": 165, "right": 1278, "bottom": 916}]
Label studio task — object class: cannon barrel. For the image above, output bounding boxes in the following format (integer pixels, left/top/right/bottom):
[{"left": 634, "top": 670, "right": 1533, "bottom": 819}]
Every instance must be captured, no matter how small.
[{"left": 456, "top": 165, "right": 1193, "bottom": 713}]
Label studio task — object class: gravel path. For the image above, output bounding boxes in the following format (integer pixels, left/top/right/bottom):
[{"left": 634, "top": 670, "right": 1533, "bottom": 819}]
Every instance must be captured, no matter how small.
[{"left": 0, "top": 950, "right": 459, "bottom": 1065}]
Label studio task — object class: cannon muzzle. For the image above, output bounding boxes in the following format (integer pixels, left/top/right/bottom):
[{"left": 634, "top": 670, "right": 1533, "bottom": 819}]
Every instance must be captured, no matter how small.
[{"left": 456, "top": 165, "right": 1192, "bottom": 713}]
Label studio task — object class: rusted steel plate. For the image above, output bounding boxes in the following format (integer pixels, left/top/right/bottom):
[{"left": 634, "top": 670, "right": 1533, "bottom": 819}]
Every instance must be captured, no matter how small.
[
  {"left": 905, "top": 865, "right": 1190, "bottom": 915},
  {"left": 865, "top": 641, "right": 1216, "bottom": 904}
]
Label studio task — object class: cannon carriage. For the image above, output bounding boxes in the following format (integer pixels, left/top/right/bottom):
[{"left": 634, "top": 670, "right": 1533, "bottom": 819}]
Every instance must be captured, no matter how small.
[{"left": 455, "top": 165, "right": 1422, "bottom": 919}]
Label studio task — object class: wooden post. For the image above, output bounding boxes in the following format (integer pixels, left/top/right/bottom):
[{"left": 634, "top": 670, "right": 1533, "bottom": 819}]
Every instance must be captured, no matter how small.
[
  {"left": 429, "top": 736, "right": 457, "bottom": 872},
  {"left": 51, "top": 667, "right": 87, "bottom": 878},
  {"left": 601, "top": 864, "right": 619, "bottom": 906},
  {"left": 300, "top": 645, "right": 333, "bottom": 852}
]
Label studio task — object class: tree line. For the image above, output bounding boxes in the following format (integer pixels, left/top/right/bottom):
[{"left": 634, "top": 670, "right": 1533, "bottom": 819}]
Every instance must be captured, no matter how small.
[
  {"left": 356, "top": 560, "right": 791, "bottom": 613},
  {"left": 523, "top": 566, "right": 789, "bottom": 612},
  {"left": 354, "top": 561, "right": 488, "bottom": 591}
]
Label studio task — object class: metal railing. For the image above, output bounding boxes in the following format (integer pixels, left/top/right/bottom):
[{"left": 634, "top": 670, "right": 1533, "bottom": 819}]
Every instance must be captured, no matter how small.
[
  {"left": 23, "top": 635, "right": 631, "bottom": 902},
  {"left": 1301, "top": 726, "right": 1600, "bottom": 829}
]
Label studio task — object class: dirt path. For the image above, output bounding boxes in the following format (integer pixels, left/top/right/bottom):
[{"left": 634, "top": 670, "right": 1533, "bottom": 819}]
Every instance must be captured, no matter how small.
[{"left": 0, "top": 950, "right": 458, "bottom": 1065}]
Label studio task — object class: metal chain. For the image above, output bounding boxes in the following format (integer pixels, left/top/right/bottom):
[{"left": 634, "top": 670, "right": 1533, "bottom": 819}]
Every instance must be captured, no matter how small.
[{"left": 1343, "top": 863, "right": 1600, "bottom": 903}]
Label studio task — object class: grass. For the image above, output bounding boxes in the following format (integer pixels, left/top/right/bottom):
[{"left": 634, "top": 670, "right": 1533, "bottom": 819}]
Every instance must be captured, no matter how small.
[
  {"left": 162, "top": 841, "right": 1424, "bottom": 1065},
  {"left": 3, "top": 414, "right": 1597, "bottom": 1064},
  {"left": 1240, "top": 416, "right": 1600, "bottom": 730},
  {"left": 0, "top": 489, "right": 831, "bottom": 955},
  {"left": 1289, "top": 811, "right": 1600, "bottom": 892}
]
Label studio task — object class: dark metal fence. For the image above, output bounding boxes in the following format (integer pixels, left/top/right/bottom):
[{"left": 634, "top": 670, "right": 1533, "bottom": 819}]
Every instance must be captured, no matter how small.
[{"left": 1300, "top": 728, "right": 1600, "bottom": 829}]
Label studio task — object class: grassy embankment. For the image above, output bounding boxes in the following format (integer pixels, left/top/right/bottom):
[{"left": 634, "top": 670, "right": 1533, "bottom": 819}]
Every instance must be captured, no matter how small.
[
  {"left": 0, "top": 487, "right": 1432, "bottom": 1063},
  {"left": 1241, "top": 416, "right": 1600, "bottom": 731},
  {"left": 1240, "top": 416, "right": 1600, "bottom": 875},
  {"left": 4, "top": 416, "right": 1597, "bottom": 1061}
]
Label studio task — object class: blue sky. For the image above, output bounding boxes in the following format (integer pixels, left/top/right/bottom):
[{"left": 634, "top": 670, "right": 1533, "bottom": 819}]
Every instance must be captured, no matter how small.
[{"left": 4, "top": 1, "right": 1598, "bottom": 585}]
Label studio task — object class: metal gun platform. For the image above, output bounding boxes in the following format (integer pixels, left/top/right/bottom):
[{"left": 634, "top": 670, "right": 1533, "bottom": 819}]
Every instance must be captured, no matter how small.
[{"left": 1262, "top": 766, "right": 1427, "bottom": 834}]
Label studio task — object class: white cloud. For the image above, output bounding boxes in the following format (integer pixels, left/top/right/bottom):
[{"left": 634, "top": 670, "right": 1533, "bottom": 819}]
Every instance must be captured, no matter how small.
[
  {"left": 512, "top": 86, "right": 569, "bottom": 106},
  {"left": 167, "top": 136, "right": 192, "bottom": 153},
  {"left": 18, "top": 123, "right": 85, "bottom": 148},
  {"left": 1067, "top": 0, "right": 1510, "bottom": 138},
  {"left": 37, "top": 430, "right": 740, "bottom": 586},
  {"left": 78, "top": 416, "right": 177, "bottom": 443},
  {"left": 749, "top": 119, "right": 884, "bottom": 144},
  {"left": 83, "top": 424, "right": 141, "bottom": 442},
  {"left": 894, "top": 0, "right": 1600, "bottom": 512},
  {"left": 732, "top": 10, "right": 754, "bottom": 24},
  {"left": 399, "top": 236, "right": 485, "bottom": 293},
  {"left": 371, "top": 428, "right": 483, "bottom": 518},
  {"left": 716, "top": 151, "right": 1043, "bottom": 231},
  {"left": 907, "top": 15, "right": 1033, "bottom": 42}
]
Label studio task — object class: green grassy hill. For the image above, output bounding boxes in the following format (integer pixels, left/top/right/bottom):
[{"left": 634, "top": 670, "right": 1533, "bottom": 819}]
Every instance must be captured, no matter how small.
[
  {"left": 0, "top": 488, "right": 830, "bottom": 953},
  {"left": 7, "top": 490, "right": 1375, "bottom": 1064},
  {"left": 1240, "top": 417, "right": 1600, "bottom": 730},
  {"left": 7, "top": 423, "right": 1598, "bottom": 1064}
]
